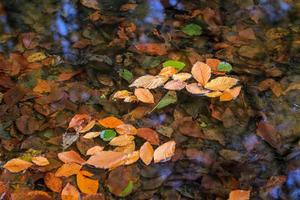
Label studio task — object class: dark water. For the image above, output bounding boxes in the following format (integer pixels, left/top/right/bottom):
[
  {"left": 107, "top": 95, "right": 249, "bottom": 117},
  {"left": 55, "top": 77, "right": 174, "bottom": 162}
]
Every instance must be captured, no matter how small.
[{"left": 0, "top": 0, "right": 300, "bottom": 199}]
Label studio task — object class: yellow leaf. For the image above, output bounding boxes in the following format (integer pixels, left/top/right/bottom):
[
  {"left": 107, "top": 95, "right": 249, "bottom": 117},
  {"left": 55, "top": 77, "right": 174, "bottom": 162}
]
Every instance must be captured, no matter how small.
[
  {"left": 284, "top": 81, "right": 300, "bottom": 94},
  {"left": 83, "top": 131, "right": 101, "bottom": 139},
  {"left": 164, "top": 80, "right": 186, "bottom": 91},
  {"left": 124, "top": 151, "right": 140, "bottom": 165},
  {"left": 205, "top": 91, "right": 223, "bottom": 98},
  {"left": 3, "top": 158, "right": 33, "bottom": 173},
  {"left": 139, "top": 142, "right": 154, "bottom": 165},
  {"left": 134, "top": 88, "right": 154, "bottom": 104},
  {"left": 115, "top": 124, "right": 137, "bottom": 135},
  {"left": 113, "top": 90, "right": 132, "bottom": 99},
  {"left": 191, "top": 61, "right": 211, "bottom": 86},
  {"left": 86, "top": 151, "right": 126, "bottom": 169},
  {"left": 77, "top": 171, "right": 99, "bottom": 194},
  {"left": 205, "top": 77, "right": 238, "bottom": 91},
  {"left": 109, "top": 135, "right": 135, "bottom": 146},
  {"left": 153, "top": 141, "right": 176, "bottom": 163},
  {"left": 86, "top": 146, "right": 104, "bottom": 156},
  {"left": 55, "top": 163, "right": 82, "bottom": 177},
  {"left": 172, "top": 73, "right": 192, "bottom": 82},
  {"left": 98, "top": 116, "right": 124, "bottom": 128},
  {"left": 27, "top": 52, "right": 46, "bottom": 62},
  {"left": 129, "top": 75, "right": 168, "bottom": 89},
  {"left": 61, "top": 183, "right": 80, "bottom": 200},
  {"left": 159, "top": 67, "right": 177, "bottom": 77},
  {"left": 31, "top": 156, "right": 50, "bottom": 166},
  {"left": 220, "top": 86, "right": 241, "bottom": 101},
  {"left": 124, "top": 95, "right": 138, "bottom": 103}
]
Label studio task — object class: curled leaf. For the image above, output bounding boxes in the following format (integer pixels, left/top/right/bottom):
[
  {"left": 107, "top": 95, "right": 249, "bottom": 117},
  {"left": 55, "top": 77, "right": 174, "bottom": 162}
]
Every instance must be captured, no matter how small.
[
  {"left": 205, "top": 77, "right": 238, "bottom": 91},
  {"left": 191, "top": 61, "right": 211, "bottom": 86},
  {"left": 68, "top": 114, "right": 91, "bottom": 131},
  {"left": 153, "top": 141, "right": 176, "bottom": 163},
  {"left": 134, "top": 88, "right": 154, "bottom": 103},
  {"left": 139, "top": 142, "right": 154, "bottom": 165},
  {"left": 164, "top": 80, "right": 187, "bottom": 91}
]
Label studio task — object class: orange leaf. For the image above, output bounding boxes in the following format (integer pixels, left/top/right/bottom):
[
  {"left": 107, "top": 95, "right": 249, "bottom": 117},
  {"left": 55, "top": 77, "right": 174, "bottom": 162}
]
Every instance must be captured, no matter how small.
[
  {"left": 164, "top": 80, "right": 187, "bottom": 91},
  {"left": 113, "top": 90, "right": 132, "bottom": 99},
  {"left": 55, "top": 163, "right": 82, "bottom": 177},
  {"left": 270, "top": 82, "right": 283, "bottom": 97},
  {"left": 139, "top": 142, "right": 154, "bottom": 165},
  {"left": 134, "top": 88, "right": 154, "bottom": 104},
  {"left": 61, "top": 183, "right": 80, "bottom": 200},
  {"left": 186, "top": 83, "right": 209, "bottom": 94},
  {"left": 86, "top": 151, "right": 126, "bottom": 169},
  {"left": 134, "top": 43, "right": 167, "bottom": 56},
  {"left": 77, "top": 170, "right": 99, "bottom": 194},
  {"left": 58, "top": 70, "right": 81, "bottom": 81},
  {"left": 98, "top": 116, "right": 124, "bottom": 128},
  {"left": 124, "top": 151, "right": 140, "bottom": 165},
  {"left": 58, "top": 150, "right": 85, "bottom": 164},
  {"left": 220, "top": 86, "right": 241, "bottom": 101},
  {"left": 114, "top": 142, "right": 135, "bottom": 154},
  {"left": 191, "top": 61, "right": 211, "bottom": 86},
  {"left": 115, "top": 124, "right": 137, "bottom": 135},
  {"left": 206, "top": 58, "right": 220, "bottom": 71},
  {"left": 26, "top": 190, "right": 52, "bottom": 200},
  {"left": 44, "top": 172, "right": 63, "bottom": 192},
  {"left": 79, "top": 120, "right": 96, "bottom": 133},
  {"left": 228, "top": 190, "right": 250, "bottom": 200},
  {"left": 109, "top": 135, "right": 135, "bottom": 146},
  {"left": 159, "top": 67, "right": 177, "bottom": 77},
  {"left": 31, "top": 156, "right": 50, "bottom": 166},
  {"left": 205, "top": 91, "right": 223, "bottom": 98},
  {"left": 205, "top": 77, "right": 238, "bottom": 91},
  {"left": 33, "top": 79, "right": 52, "bottom": 93},
  {"left": 153, "top": 140, "right": 176, "bottom": 163},
  {"left": 3, "top": 158, "right": 33, "bottom": 173},
  {"left": 137, "top": 128, "right": 160, "bottom": 145},
  {"left": 86, "top": 146, "right": 104, "bottom": 156}
]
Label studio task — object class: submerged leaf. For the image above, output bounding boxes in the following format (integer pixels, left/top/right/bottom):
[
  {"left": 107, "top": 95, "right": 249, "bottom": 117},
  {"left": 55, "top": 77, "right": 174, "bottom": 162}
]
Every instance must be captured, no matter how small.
[
  {"left": 119, "top": 69, "right": 133, "bottom": 83},
  {"left": 134, "top": 43, "right": 167, "bottom": 56},
  {"left": 163, "top": 60, "right": 186, "bottom": 71},
  {"left": 191, "top": 61, "right": 211, "bottom": 86},
  {"left": 134, "top": 88, "right": 154, "bottom": 103},
  {"left": 152, "top": 91, "right": 177, "bottom": 111},
  {"left": 205, "top": 77, "right": 238, "bottom": 91},
  {"left": 182, "top": 23, "right": 202, "bottom": 36},
  {"left": 153, "top": 141, "right": 176, "bottom": 163}
]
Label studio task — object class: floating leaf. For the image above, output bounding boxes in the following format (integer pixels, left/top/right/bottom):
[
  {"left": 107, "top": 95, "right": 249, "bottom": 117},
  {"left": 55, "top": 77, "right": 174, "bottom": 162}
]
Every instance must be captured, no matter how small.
[
  {"left": 124, "top": 95, "right": 138, "bottom": 103},
  {"left": 206, "top": 58, "right": 221, "bottom": 71},
  {"left": 55, "top": 163, "right": 82, "bottom": 177},
  {"left": 83, "top": 131, "right": 100, "bottom": 139},
  {"left": 116, "top": 124, "right": 137, "bottom": 135},
  {"left": 61, "top": 183, "right": 80, "bottom": 200},
  {"left": 79, "top": 120, "right": 96, "bottom": 133},
  {"left": 152, "top": 91, "right": 177, "bottom": 111},
  {"left": 164, "top": 80, "right": 186, "bottom": 90},
  {"left": 186, "top": 83, "right": 209, "bottom": 94},
  {"left": 228, "top": 190, "right": 250, "bottom": 200},
  {"left": 86, "top": 146, "right": 104, "bottom": 156},
  {"left": 98, "top": 116, "right": 124, "bottom": 128},
  {"left": 134, "top": 88, "right": 154, "bottom": 103},
  {"left": 205, "top": 91, "right": 223, "bottom": 98},
  {"left": 163, "top": 60, "right": 186, "bottom": 71},
  {"left": 139, "top": 142, "right": 154, "bottom": 165},
  {"left": 31, "top": 156, "right": 49, "bottom": 166},
  {"left": 113, "top": 90, "right": 132, "bottom": 99},
  {"left": 217, "top": 61, "right": 232, "bottom": 72},
  {"left": 159, "top": 66, "right": 177, "bottom": 77},
  {"left": 129, "top": 75, "right": 168, "bottom": 89},
  {"left": 86, "top": 151, "right": 126, "bottom": 169},
  {"left": 220, "top": 86, "right": 241, "bottom": 101},
  {"left": 68, "top": 114, "right": 91, "bottom": 131},
  {"left": 172, "top": 73, "right": 192, "bottom": 82},
  {"left": 27, "top": 52, "right": 46, "bottom": 63},
  {"left": 77, "top": 171, "right": 99, "bottom": 194},
  {"left": 191, "top": 61, "right": 211, "bottom": 86},
  {"left": 109, "top": 135, "right": 135, "bottom": 146},
  {"left": 182, "top": 23, "right": 202, "bottom": 36},
  {"left": 153, "top": 141, "right": 176, "bottom": 163},
  {"left": 119, "top": 69, "right": 133, "bottom": 83},
  {"left": 125, "top": 151, "right": 140, "bottom": 165},
  {"left": 114, "top": 142, "right": 135, "bottom": 154},
  {"left": 137, "top": 128, "right": 160, "bottom": 145},
  {"left": 44, "top": 172, "right": 63, "bottom": 192},
  {"left": 100, "top": 130, "right": 117, "bottom": 141},
  {"left": 58, "top": 150, "right": 85, "bottom": 165},
  {"left": 3, "top": 158, "right": 33, "bottom": 173},
  {"left": 205, "top": 77, "right": 238, "bottom": 91}
]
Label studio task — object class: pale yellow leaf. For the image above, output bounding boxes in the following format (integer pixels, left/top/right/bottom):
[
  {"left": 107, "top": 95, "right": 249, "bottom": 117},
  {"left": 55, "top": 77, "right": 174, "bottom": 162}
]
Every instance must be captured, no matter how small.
[
  {"left": 114, "top": 142, "right": 135, "bottom": 154},
  {"left": 205, "top": 91, "right": 223, "bottom": 97},
  {"left": 172, "top": 73, "right": 192, "bottom": 82},
  {"left": 134, "top": 88, "right": 154, "bottom": 103},
  {"left": 31, "top": 156, "right": 50, "bottom": 166},
  {"left": 129, "top": 75, "right": 168, "bottom": 89},
  {"left": 109, "top": 135, "right": 135, "bottom": 146},
  {"left": 159, "top": 67, "right": 177, "bottom": 77},
  {"left": 124, "top": 151, "right": 140, "bottom": 165},
  {"left": 86, "top": 146, "right": 104, "bottom": 156},
  {"left": 3, "top": 158, "right": 33, "bottom": 173},
  {"left": 205, "top": 77, "right": 238, "bottom": 91},
  {"left": 153, "top": 140, "right": 176, "bottom": 163},
  {"left": 83, "top": 131, "right": 100, "bottom": 139},
  {"left": 115, "top": 124, "right": 137, "bottom": 135},
  {"left": 191, "top": 61, "right": 211, "bottom": 86}
]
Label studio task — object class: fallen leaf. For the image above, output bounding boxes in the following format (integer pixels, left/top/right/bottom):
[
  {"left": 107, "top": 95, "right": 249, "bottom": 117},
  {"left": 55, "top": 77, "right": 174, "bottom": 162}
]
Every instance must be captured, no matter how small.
[
  {"left": 83, "top": 131, "right": 100, "bottom": 139},
  {"left": 151, "top": 91, "right": 177, "bottom": 111},
  {"left": 82, "top": 193, "right": 105, "bottom": 200},
  {"left": 159, "top": 67, "right": 177, "bottom": 77},
  {"left": 284, "top": 81, "right": 300, "bottom": 94},
  {"left": 205, "top": 91, "right": 223, "bottom": 98},
  {"left": 86, "top": 151, "right": 126, "bottom": 169},
  {"left": 129, "top": 75, "right": 168, "bottom": 89},
  {"left": 164, "top": 80, "right": 187, "bottom": 90},
  {"left": 163, "top": 60, "right": 186, "bottom": 71},
  {"left": 72, "top": 39, "right": 91, "bottom": 49},
  {"left": 271, "top": 82, "right": 283, "bottom": 97},
  {"left": 3, "top": 158, "right": 33, "bottom": 173},
  {"left": 220, "top": 86, "right": 241, "bottom": 101},
  {"left": 228, "top": 190, "right": 250, "bottom": 200},
  {"left": 191, "top": 61, "right": 211, "bottom": 86},
  {"left": 125, "top": 151, "right": 140, "bottom": 165},
  {"left": 55, "top": 163, "right": 82, "bottom": 177},
  {"left": 89, "top": 11, "right": 101, "bottom": 21},
  {"left": 120, "top": 3, "right": 137, "bottom": 11},
  {"left": 153, "top": 141, "right": 176, "bottom": 163},
  {"left": 137, "top": 128, "right": 160, "bottom": 145},
  {"left": 134, "top": 88, "right": 154, "bottom": 103},
  {"left": 58, "top": 150, "right": 85, "bottom": 165},
  {"left": 80, "top": 0, "right": 99, "bottom": 10},
  {"left": 257, "top": 79, "right": 275, "bottom": 91},
  {"left": 113, "top": 90, "right": 132, "bottom": 99},
  {"left": 33, "top": 80, "right": 52, "bottom": 93},
  {"left": 116, "top": 124, "right": 137, "bottom": 135},
  {"left": 27, "top": 52, "right": 46, "bottom": 62},
  {"left": 68, "top": 114, "right": 91, "bottom": 132},
  {"left": 100, "top": 129, "right": 117, "bottom": 141},
  {"left": 114, "top": 142, "right": 135, "bottom": 154},
  {"left": 109, "top": 135, "right": 135, "bottom": 146},
  {"left": 31, "top": 156, "right": 50, "bottom": 166},
  {"left": 186, "top": 83, "right": 209, "bottom": 94},
  {"left": 58, "top": 70, "right": 81, "bottom": 81},
  {"left": 172, "top": 73, "right": 192, "bottom": 82},
  {"left": 98, "top": 116, "right": 124, "bottom": 128},
  {"left": 124, "top": 95, "right": 138, "bottom": 103},
  {"left": 44, "top": 172, "right": 63, "bottom": 192},
  {"left": 77, "top": 170, "right": 99, "bottom": 194},
  {"left": 26, "top": 191, "right": 52, "bottom": 200},
  {"left": 139, "top": 142, "right": 154, "bottom": 165},
  {"left": 134, "top": 43, "right": 167, "bottom": 56},
  {"left": 79, "top": 120, "right": 96, "bottom": 133},
  {"left": 206, "top": 58, "right": 221, "bottom": 71},
  {"left": 205, "top": 77, "right": 238, "bottom": 91},
  {"left": 61, "top": 183, "right": 80, "bottom": 200},
  {"left": 86, "top": 146, "right": 104, "bottom": 156},
  {"left": 256, "top": 120, "right": 281, "bottom": 150}
]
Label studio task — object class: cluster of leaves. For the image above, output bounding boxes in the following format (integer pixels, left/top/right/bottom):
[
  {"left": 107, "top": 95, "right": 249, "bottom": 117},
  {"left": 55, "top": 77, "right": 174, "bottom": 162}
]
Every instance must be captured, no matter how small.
[{"left": 113, "top": 59, "right": 241, "bottom": 107}]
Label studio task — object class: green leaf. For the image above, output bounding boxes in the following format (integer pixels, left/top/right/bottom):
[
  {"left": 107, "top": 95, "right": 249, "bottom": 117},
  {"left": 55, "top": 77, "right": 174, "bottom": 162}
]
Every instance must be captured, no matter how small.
[
  {"left": 163, "top": 60, "right": 186, "bottom": 71},
  {"left": 217, "top": 62, "right": 232, "bottom": 72},
  {"left": 151, "top": 91, "right": 177, "bottom": 112},
  {"left": 119, "top": 181, "right": 134, "bottom": 197},
  {"left": 119, "top": 69, "right": 133, "bottom": 83},
  {"left": 182, "top": 23, "right": 202, "bottom": 36},
  {"left": 100, "top": 129, "right": 117, "bottom": 141}
]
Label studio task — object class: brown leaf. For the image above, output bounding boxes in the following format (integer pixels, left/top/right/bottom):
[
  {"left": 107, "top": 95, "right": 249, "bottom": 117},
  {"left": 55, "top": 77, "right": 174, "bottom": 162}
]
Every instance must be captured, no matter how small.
[
  {"left": 134, "top": 43, "right": 167, "bottom": 56},
  {"left": 80, "top": 0, "right": 99, "bottom": 10},
  {"left": 31, "top": 156, "right": 50, "bottom": 166},
  {"left": 134, "top": 88, "right": 154, "bottom": 103},
  {"left": 270, "top": 82, "right": 283, "bottom": 97},
  {"left": 61, "top": 183, "right": 80, "bottom": 200},
  {"left": 139, "top": 142, "right": 154, "bottom": 165},
  {"left": 55, "top": 163, "right": 82, "bottom": 177},
  {"left": 72, "top": 39, "right": 91, "bottom": 49},
  {"left": 3, "top": 158, "right": 32, "bottom": 173},
  {"left": 153, "top": 141, "right": 176, "bottom": 163},
  {"left": 77, "top": 171, "right": 99, "bottom": 194},
  {"left": 98, "top": 116, "right": 124, "bottom": 128},
  {"left": 186, "top": 83, "right": 209, "bottom": 94},
  {"left": 176, "top": 117, "right": 203, "bottom": 138},
  {"left": 58, "top": 150, "right": 85, "bottom": 164},
  {"left": 86, "top": 151, "right": 126, "bottom": 169},
  {"left": 33, "top": 80, "right": 52, "bottom": 93},
  {"left": 109, "top": 135, "right": 135, "bottom": 146},
  {"left": 284, "top": 81, "right": 300, "bottom": 94},
  {"left": 86, "top": 146, "right": 104, "bottom": 156},
  {"left": 114, "top": 142, "right": 135, "bottom": 154},
  {"left": 137, "top": 128, "right": 160, "bottom": 145},
  {"left": 220, "top": 86, "right": 241, "bottom": 101},
  {"left": 58, "top": 70, "right": 81, "bottom": 81},
  {"left": 228, "top": 190, "right": 250, "bottom": 200},
  {"left": 82, "top": 193, "right": 105, "bottom": 200},
  {"left": 205, "top": 77, "right": 238, "bottom": 91},
  {"left": 164, "top": 80, "right": 187, "bottom": 91},
  {"left": 115, "top": 124, "right": 137, "bottom": 135},
  {"left": 191, "top": 61, "right": 211, "bottom": 86},
  {"left": 257, "top": 79, "right": 275, "bottom": 91},
  {"left": 256, "top": 120, "right": 281, "bottom": 150},
  {"left": 44, "top": 172, "right": 63, "bottom": 192}
]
